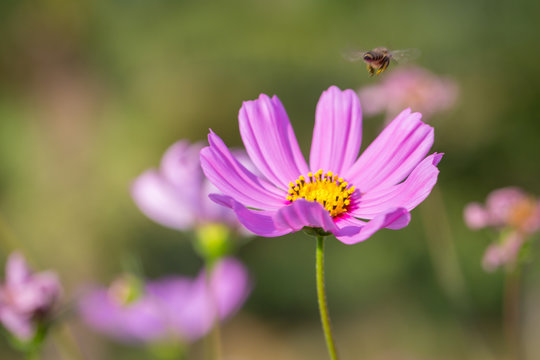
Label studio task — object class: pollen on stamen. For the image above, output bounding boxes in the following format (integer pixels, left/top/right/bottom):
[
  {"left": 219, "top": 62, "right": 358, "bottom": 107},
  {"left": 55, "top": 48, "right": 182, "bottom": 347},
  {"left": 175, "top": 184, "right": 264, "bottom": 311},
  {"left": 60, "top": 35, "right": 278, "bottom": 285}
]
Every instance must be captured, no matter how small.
[{"left": 287, "top": 169, "right": 356, "bottom": 217}]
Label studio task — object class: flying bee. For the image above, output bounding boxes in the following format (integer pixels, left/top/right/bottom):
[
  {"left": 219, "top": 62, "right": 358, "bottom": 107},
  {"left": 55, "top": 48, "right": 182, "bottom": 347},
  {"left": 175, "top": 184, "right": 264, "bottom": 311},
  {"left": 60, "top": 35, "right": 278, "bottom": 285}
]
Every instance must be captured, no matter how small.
[{"left": 345, "top": 47, "right": 420, "bottom": 76}]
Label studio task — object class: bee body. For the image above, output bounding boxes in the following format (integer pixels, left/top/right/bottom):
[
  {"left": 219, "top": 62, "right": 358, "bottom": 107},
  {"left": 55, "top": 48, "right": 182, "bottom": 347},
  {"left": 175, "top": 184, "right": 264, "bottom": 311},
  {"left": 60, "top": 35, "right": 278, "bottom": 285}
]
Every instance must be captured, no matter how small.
[
  {"left": 362, "top": 47, "right": 392, "bottom": 76},
  {"left": 345, "top": 47, "right": 419, "bottom": 76}
]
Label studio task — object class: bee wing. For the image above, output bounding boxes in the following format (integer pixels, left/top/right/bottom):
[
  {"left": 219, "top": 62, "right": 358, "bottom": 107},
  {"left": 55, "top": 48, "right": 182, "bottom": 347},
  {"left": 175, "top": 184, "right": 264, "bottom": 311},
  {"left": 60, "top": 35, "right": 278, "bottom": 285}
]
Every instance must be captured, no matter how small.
[
  {"left": 390, "top": 48, "right": 421, "bottom": 63},
  {"left": 343, "top": 49, "right": 368, "bottom": 62}
]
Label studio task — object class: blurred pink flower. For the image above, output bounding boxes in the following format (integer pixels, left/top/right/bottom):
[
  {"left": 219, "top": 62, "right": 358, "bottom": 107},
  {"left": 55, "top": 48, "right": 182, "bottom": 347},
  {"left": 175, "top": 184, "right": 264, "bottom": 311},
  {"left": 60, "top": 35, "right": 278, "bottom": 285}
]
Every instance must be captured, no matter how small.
[
  {"left": 0, "top": 252, "right": 62, "bottom": 341},
  {"left": 200, "top": 86, "right": 442, "bottom": 244},
  {"left": 464, "top": 187, "right": 540, "bottom": 233},
  {"left": 132, "top": 141, "right": 249, "bottom": 231},
  {"left": 78, "top": 257, "right": 250, "bottom": 343},
  {"left": 482, "top": 233, "right": 525, "bottom": 272},
  {"left": 358, "top": 66, "right": 458, "bottom": 120},
  {"left": 464, "top": 187, "right": 540, "bottom": 271}
]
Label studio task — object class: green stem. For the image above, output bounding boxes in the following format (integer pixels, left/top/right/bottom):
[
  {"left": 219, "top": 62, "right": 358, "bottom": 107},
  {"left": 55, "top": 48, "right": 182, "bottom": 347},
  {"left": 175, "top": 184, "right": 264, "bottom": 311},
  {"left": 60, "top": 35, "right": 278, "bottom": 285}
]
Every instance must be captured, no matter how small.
[
  {"left": 25, "top": 351, "right": 40, "bottom": 360},
  {"left": 316, "top": 236, "right": 339, "bottom": 360},
  {"left": 204, "top": 261, "right": 222, "bottom": 360},
  {"left": 503, "top": 267, "right": 522, "bottom": 360},
  {"left": 52, "top": 323, "right": 86, "bottom": 360}
]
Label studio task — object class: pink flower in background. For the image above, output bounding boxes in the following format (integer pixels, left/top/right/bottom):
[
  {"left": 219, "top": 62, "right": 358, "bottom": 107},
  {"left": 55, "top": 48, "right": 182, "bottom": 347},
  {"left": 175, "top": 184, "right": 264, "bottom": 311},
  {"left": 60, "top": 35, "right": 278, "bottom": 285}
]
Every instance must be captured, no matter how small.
[
  {"left": 79, "top": 257, "right": 250, "bottom": 343},
  {"left": 200, "top": 86, "right": 442, "bottom": 244},
  {"left": 464, "top": 187, "right": 540, "bottom": 271},
  {"left": 0, "top": 252, "right": 62, "bottom": 341},
  {"left": 131, "top": 140, "right": 251, "bottom": 232},
  {"left": 358, "top": 66, "right": 458, "bottom": 120}
]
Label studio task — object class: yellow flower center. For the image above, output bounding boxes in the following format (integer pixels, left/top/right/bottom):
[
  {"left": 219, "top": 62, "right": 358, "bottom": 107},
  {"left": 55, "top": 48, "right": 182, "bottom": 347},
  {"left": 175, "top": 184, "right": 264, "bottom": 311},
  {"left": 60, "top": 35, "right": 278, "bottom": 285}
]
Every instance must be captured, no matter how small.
[{"left": 287, "top": 170, "right": 355, "bottom": 217}]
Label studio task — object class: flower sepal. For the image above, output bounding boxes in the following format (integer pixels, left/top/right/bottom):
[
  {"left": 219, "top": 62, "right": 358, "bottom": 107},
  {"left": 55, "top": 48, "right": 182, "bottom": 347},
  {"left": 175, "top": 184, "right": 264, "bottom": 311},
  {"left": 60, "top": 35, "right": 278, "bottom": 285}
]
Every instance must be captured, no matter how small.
[
  {"left": 303, "top": 226, "right": 332, "bottom": 238},
  {"left": 194, "top": 223, "right": 232, "bottom": 265},
  {"left": 147, "top": 340, "right": 187, "bottom": 360}
]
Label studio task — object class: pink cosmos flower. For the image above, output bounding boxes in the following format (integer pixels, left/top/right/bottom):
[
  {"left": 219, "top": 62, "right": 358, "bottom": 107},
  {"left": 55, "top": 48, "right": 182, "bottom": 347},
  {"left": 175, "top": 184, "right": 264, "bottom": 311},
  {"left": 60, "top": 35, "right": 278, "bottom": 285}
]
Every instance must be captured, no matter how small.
[
  {"left": 79, "top": 257, "right": 250, "bottom": 343},
  {"left": 200, "top": 86, "right": 442, "bottom": 244},
  {"left": 132, "top": 141, "right": 254, "bottom": 232},
  {"left": 0, "top": 252, "right": 62, "bottom": 341},
  {"left": 464, "top": 187, "right": 540, "bottom": 271},
  {"left": 358, "top": 66, "right": 458, "bottom": 120}
]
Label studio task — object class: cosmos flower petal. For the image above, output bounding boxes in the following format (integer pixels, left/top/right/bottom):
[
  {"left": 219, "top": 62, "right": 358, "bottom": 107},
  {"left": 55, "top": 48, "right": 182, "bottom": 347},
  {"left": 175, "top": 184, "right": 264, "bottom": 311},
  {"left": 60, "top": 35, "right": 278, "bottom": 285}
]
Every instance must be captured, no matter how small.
[
  {"left": 209, "top": 194, "right": 291, "bottom": 237},
  {"left": 310, "top": 86, "right": 362, "bottom": 174},
  {"left": 6, "top": 252, "right": 30, "bottom": 287},
  {"left": 209, "top": 258, "right": 250, "bottom": 319},
  {"left": 0, "top": 309, "right": 34, "bottom": 341},
  {"left": 210, "top": 195, "right": 340, "bottom": 236},
  {"left": 273, "top": 199, "right": 340, "bottom": 234},
  {"left": 344, "top": 109, "right": 434, "bottom": 192},
  {"left": 239, "top": 94, "right": 309, "bottom": 188},
  {"left": 131, "top": 170, "right": 196, "bottom": 230},
  {"left": 148, "top": 258, "right": 250, "bottom": 341},
  {"left": 334, "top": 208, "right": 411, "bottom": 245},
  {"left": 351, "top": 153, "right": 443, "bottom": 218},
  {"left": 14, "top": 271, "right": 61, "bottom": 312},
  {"left": 79, "top": 289, "right": 167, "bottom": 342},
  {"left": 159, "top": 140, "right": 204, "bottom": 188},
  {"left": 201, "top": 131, "right": 286, "bottom": 210},
  {"left": 148, "top": 277, "right": 212, "bottom": 341},
  {"left": 0, "top": 252, "right": 62, "bottom": 342}
]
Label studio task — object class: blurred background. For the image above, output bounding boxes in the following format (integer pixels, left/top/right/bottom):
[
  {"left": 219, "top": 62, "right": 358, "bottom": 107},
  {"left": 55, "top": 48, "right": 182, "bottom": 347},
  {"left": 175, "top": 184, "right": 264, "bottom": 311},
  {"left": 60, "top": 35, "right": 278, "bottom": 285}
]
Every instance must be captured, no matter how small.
[{"left": 1, "top": 0, "right": 540, "bottom": 359}]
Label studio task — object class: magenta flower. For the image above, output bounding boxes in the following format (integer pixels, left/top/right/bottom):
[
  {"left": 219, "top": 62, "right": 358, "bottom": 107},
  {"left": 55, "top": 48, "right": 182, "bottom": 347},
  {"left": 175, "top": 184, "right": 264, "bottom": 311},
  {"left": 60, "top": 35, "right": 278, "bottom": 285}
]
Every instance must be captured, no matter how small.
[
  {"left": 200, "top": 86, "right": 442, "bottom": 244},
  {"left": 78, "top": 257, "right": 250, "bottom": 343},
  {"left": 358, "top": 66, "right": 458, "bottom": 120},
  {"left": 132, "top": 140, "right": 247, "bottom": 231},
  {"left": 464, "top": 187, "right": 540, "bottom": 271},
  {"left": 0, "top": 252, "right": 62, "bottom": 341}
]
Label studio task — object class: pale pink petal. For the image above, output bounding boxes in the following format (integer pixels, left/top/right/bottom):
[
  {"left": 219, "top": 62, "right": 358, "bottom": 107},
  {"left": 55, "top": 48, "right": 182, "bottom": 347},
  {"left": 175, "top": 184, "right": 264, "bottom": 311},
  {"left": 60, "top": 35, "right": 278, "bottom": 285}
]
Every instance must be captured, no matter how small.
[
  {"left": 482, "top": 232, "right": 524, "bottom": 272},
  {"left": 13, "top": 271, "right": 61, "bottom": 313},
  {"left": 199, "top": 180, "right": 241, "bottom": 226},
  {"left": 200, "top": 131, "right": 286, "bottom": 210},
  {"left": 160, "top": 140, "right": 204, "bottom": 189},
  {"left": 310, "top": 86, "right": 362, "bottom": 174},
  {"left": 79, "top": 289, "right": 166, "bottom": 342},
  {"left": 334, "top": 208, "right": 411, "bottom": 245},
  {"left": 239, "top": 94, "right": 308, "bottom": 188},
  {"left": 485, "top": 187, "right": 527, "bottom": 225},
  {"left": 344, "top": 109, "right": 434, "bottom": 192},
  {"left": 131, "top": 170, "right": 196, "bottom": 230},
  {"left": 147, "top": 277, "right": 212, "bottom": 341},
  {"left": 210, "top": 258, "right": 250, "bottom": 320},
  {"left": 6, "top": 253, "right": 30, "bottom": 287},
  {"left": 464, "top": 203, "right": 489, "bottom": 229},
  {"left": 351, "top": 153, "right": 443, "bottom": 218},
  {"left": 209, "top": 194, "right": 290, "bottom": 237},
  {"left": 0, "top": 309, "right": 34, "bottom": 341}
]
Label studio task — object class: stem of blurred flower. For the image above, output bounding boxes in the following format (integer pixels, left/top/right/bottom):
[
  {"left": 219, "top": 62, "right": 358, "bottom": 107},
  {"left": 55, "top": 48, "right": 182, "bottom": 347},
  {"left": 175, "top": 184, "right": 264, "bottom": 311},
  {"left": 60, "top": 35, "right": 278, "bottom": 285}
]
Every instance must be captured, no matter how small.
[
  {"left": 503, "top": 266, "right": 523, "bottom": 360},
  {"left": 316, "top": 236, "right": 339, "bottom": 360},
  {"left": 205, "top": 260, "right": 222, "bottom": 360},
  {"left": 148, "top": 342, "right": 187, "bottom": 360},
  {"left": 52, "top": 323, "right": 87, "bottom": 360},
  {"left": 419, "top": 187, "right": 467, "bottom": 307},
  {"left": 419, "top": 187, "right": 496, "bottom": 359},
  {"left": 195, "top": 225, "right": 230, "bottom": 360},
  {"left": 25, "top": 350, "right": 40, "bottom": 360}
]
